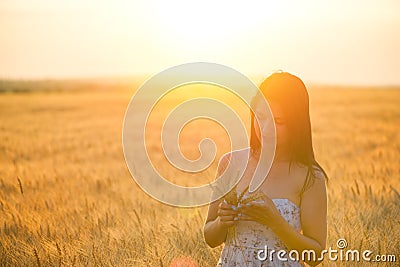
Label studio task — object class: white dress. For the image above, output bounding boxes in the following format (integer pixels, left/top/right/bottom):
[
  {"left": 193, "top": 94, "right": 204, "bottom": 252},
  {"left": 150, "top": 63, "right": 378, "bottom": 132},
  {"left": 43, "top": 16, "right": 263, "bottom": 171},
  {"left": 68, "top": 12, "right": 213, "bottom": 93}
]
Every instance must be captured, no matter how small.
[{"left": 216, "top": 194, "right": 305, "bottom": 267}]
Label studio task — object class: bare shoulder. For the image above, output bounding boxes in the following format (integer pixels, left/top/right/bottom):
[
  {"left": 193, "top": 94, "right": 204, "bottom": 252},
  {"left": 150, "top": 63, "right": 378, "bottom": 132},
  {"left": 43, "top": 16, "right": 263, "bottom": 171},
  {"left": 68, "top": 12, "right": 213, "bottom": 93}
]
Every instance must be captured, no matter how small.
[
  {"left": 217, "top": 148, "right": 250, "bottom": 175},
  {"left": 217, "top": 152, "right": 231, "bottom": 171},
  {"left": 218, "top": 148, "right": 250, "bottom": 165},
  {"left": 312, "top": 166, "right": 327, "bottom": 181},
  {"left": 303, "top": 166, "right": 327, "bottom": 197},
  {"left": 300, "top": 165, "right": 327, "bottom": 219},
  {"left": 291, "top": 162, "right": 327, "bottom": 194},
  {"left": 294, "top": 162, "right": 327, "bottom": 178},
  {"left": 310, "top": 165, "right": 328, "bottom": 191}
]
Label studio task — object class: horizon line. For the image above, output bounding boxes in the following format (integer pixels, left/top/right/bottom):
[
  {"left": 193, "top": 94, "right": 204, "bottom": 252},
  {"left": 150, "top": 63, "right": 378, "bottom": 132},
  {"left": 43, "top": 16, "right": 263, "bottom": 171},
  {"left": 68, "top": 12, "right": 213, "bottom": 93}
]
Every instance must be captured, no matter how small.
[{"left": 0, "top": 74, "right": 400, "bottom": 89}]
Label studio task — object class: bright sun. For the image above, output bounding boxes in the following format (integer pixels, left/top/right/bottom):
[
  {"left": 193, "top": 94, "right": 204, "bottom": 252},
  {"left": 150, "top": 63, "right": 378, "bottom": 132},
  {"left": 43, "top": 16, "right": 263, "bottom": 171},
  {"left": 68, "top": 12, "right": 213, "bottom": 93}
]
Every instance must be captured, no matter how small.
[{"left": 149, "top": 0, "right": 273, "bottom": 52}]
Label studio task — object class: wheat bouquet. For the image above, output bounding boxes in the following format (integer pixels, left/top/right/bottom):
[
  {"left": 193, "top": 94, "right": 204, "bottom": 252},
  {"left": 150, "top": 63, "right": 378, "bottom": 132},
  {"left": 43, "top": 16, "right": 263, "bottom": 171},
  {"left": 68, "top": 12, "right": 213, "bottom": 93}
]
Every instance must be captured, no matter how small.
[{"left": 213, "top": 172, "right": 264, "bottom": 266}]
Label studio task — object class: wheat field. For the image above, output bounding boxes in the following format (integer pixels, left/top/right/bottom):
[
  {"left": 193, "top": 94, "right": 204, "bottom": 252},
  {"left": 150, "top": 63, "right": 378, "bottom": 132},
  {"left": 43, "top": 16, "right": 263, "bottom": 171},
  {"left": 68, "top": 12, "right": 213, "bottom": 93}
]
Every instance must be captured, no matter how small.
[{"left": 0, "top": 80, "right": 399, "bottom": 266}]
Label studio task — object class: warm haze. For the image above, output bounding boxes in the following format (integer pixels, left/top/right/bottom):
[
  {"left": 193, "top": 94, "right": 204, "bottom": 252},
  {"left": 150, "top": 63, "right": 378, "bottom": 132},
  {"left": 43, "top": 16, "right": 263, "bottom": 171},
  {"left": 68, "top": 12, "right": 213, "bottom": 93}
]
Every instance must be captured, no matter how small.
[
  {"left": 1, "top": 1, "right": 400, "bottom": 266},
  {"left": 1, "top": 0, "right": 399, "bottom": 86}
]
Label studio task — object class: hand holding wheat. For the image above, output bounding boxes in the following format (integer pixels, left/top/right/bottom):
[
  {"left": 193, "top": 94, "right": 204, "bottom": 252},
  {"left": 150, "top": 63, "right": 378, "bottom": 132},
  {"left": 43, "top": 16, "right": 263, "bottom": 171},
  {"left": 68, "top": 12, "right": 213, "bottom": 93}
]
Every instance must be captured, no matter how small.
[
  {"left": 216, "top": 200, "right": 238, "bottom": 229},
  {"left": 213, "top": 179, "right": 264, "bottom": 267}
]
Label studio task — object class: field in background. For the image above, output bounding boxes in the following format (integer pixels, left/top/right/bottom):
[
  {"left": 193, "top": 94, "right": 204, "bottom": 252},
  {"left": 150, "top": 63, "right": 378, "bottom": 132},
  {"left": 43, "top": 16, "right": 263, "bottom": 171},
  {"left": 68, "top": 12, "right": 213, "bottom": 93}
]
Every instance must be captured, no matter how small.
[{"left": 0, "top": 80, "right": 399, "bottom": 266}]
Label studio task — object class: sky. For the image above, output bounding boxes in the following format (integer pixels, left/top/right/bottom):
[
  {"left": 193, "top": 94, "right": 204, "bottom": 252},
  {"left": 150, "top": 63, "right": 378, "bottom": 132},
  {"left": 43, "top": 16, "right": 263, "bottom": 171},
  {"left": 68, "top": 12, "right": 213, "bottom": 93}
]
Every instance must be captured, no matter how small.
[{"left": 1, "top": 0, "right": 399, "bottom": 86}]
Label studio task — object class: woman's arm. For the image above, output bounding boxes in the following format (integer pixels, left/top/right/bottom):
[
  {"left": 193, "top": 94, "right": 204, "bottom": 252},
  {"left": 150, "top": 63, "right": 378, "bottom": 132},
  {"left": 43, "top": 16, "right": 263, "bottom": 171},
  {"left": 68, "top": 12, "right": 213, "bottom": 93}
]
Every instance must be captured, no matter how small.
[
  {"left": 240, "top": 172, "right": 327, "bottom": 266},
  {"left": 203, "top": 154, "right": 238, "bottom": 248},
  {"left": 203, "top": 200, "right": 236, "bottom": 248}
]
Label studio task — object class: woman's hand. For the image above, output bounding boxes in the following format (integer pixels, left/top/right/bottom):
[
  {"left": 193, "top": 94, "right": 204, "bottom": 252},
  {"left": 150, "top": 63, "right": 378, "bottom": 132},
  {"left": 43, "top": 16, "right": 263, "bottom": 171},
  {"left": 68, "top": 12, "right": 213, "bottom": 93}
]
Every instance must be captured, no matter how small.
[
  {"left": 238, "top": 194, "right": 283, "bottom": 228},
  {"left": 217, "top": 200, "right": 239, "bottom": 229}
]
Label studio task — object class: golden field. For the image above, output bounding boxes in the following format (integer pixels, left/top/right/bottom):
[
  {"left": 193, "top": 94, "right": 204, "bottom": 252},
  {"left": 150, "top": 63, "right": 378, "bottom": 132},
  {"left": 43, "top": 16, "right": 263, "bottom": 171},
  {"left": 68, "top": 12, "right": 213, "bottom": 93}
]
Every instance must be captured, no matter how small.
[{"left": 0, "top": 79, "right": 399, "bottom": 266}]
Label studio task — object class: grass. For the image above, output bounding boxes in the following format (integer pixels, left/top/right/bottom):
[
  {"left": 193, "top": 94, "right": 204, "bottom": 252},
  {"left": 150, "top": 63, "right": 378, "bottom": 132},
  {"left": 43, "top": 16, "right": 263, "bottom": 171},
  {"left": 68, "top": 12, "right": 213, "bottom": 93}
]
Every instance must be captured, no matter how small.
[{"left": 0, "top": 80, "right": 399, "bottom": 266}]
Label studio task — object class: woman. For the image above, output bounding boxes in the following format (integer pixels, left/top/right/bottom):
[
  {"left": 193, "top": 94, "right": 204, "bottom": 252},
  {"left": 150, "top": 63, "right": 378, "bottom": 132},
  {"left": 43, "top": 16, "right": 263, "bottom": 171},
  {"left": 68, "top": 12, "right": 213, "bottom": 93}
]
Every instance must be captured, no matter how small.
[{"left": 204, "top": 72, "right": 328, "bottom": 266}]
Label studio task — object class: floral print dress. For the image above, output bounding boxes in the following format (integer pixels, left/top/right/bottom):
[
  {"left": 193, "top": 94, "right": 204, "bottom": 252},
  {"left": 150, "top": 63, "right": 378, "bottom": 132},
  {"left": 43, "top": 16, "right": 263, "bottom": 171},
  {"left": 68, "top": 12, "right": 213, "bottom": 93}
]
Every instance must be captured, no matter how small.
[{"left": 216, "top": 195, "right": 305, "bottom": 267}]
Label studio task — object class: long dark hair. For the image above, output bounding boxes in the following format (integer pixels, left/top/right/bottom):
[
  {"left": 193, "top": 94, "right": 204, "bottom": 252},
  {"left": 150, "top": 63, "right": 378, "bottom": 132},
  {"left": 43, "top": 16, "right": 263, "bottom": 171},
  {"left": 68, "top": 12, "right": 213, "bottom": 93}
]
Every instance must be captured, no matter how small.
[{"left": 250, "top": 72, "right": 328, "bottom": 197}]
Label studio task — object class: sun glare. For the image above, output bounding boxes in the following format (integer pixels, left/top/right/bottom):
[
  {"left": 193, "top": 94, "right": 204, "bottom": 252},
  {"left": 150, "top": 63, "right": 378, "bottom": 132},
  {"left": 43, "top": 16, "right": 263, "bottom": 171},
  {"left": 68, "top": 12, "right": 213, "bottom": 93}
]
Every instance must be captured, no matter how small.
[
  {"left": 1, "top": 0, "right": 399, "bottom": 84},
  {"left": 149, "top": 0, "right": 271, "bottom": 53}
]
